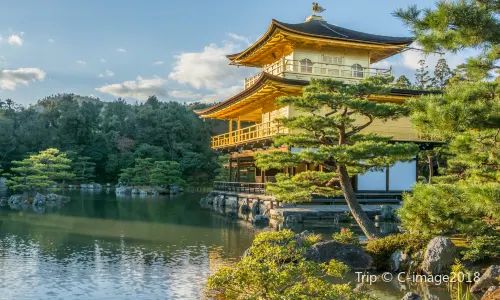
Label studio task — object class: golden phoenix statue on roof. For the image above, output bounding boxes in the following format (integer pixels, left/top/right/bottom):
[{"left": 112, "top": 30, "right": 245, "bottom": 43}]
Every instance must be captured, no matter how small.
[{"left": 312, "top": 2, "right": 326, "bottom": 14}]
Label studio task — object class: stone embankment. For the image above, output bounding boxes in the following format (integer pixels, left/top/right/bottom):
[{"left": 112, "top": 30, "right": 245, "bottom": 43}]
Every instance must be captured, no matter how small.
[
  {"left": 115, "top": 184, "right": 183, "bottom": 196},
  {"left": 200, "top": 191, "right": 396, "bottom": 230},
  {"left": 0, "top": 192, "right": 70, "bottom": 212}
]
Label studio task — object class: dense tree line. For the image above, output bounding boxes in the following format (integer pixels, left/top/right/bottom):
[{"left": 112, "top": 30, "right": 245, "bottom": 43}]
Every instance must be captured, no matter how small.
[{"left": 0, "top": 94, "right": 222, "bottom": 186}]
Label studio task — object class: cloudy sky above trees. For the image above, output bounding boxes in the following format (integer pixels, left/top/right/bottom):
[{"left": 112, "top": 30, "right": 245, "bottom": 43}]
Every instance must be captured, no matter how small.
[{"left": 0, "top": 0, "right": 473, "bottom": 105}]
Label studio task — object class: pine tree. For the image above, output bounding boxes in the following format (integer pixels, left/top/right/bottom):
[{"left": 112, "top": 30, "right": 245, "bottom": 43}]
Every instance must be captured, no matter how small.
[
  {"left": 394, "top": 75, "right": 413, "bottom": 89},
  {"left": 69, "top": 154, "right": 96, "bottom": 183},
  {"left": 394, "top": 1, "right": 500, "bottom": 80},
  {"left": 414, "top": 60, "right": 431, "bottom": 89},
  {"left": 7, "top": 148, "right": 74, "bottom": 192},
  {"left": 395, "top": 2, "right": 500, "bottom": 244},
  {"left": 150, "top": 161, "right": 185, "bottom": 187},
  {"left": 431, "top": 58, "right": 454, "bottom": 90},
  {"left": 254, "top": 77, "right": 419, "bottom": 240}
]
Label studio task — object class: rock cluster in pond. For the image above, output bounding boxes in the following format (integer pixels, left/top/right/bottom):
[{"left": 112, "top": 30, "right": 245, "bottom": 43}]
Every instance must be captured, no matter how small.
[
  {"left": 0, "top": 193, "right": 70, "bottom": 210},
  {"left": 115, "top": 184, "right": 183, "bottom": 195}
]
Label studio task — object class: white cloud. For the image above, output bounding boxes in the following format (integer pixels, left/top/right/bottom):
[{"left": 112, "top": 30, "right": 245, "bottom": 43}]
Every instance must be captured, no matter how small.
[
  {"left": 169, "top": 42, "right": 252, "bottom": 90},
  {"left": 399, "top": 43, "right": 472, "bottom": 71},
  {"left": 0, "top": 68, "right": 46, "bottom": 90},
  {"left": 100, "top": 58, "right": 106, "bottom": 63},
  {"left": 48, "top": 38, "right": 55, "bottom": 43},
  {"left": 228, "top": 33, "right": 251, "bottom": 45},
  {"left": 200, "top": 85, "right": 243, "bottom": 103},
  {"left": 7, "top": 34, "right": 23, "bottom": 46},
  {"left": 153, "top": 61, "right": 165, "bottom": 65},
  {"left": 95, "top": 76, "right": 167, "bottom": 100},
  {"left": 76, "top": 60, "right": 87, "bottom": 65},
  {"left": 116, "top": 48, "right": 127, "bottom": 53},
  {"left": 97, "top": 69, "right": 114, "bottom": 78},
  {"left": 168, "top": 90, "right": 202, "bottom": 100}
]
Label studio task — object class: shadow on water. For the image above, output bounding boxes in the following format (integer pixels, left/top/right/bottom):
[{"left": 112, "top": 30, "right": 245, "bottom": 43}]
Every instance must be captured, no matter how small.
[{"left": 0, "top": 190, "right": 454, "bottom": 299}]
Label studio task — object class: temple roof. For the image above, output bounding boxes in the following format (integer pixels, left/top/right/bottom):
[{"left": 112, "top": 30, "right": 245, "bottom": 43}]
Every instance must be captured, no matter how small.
[
  {"left": 227, "top": 18, "right": 414, "bottom": 66},
  {"left": 273, "top": 20, "right": 414, "bottom": 45},
  {"left": 195, "top": 72, "right": 437, "bottom": 122},
  {"left": 194, "top": 73, "right": 307, "bottom": 122}
]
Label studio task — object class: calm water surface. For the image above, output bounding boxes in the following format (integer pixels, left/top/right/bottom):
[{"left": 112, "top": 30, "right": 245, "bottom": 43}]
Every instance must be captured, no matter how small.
[{"left": 0, "top": 190, "right": 453, "bottom": 299}]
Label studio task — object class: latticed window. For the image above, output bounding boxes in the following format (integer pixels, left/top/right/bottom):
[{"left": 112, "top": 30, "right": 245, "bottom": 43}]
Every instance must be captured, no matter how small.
[
  {"left": 300, "top": 58, "right": 313, "bottom": 73},
  {"left": 351, "top": 64, "right": 364, "bottom": 78}
]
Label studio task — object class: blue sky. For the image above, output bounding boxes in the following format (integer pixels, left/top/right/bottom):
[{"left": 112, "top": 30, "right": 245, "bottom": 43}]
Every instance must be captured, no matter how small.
[{"left": 0, "top": 0, "right": 471, "bottom": 105}]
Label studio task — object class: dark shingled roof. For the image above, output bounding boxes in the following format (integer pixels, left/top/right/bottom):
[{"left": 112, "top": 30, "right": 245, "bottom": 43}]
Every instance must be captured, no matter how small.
[
  {"left": 274, "top": 20, "right": 414, "bottom": 45},
  {"left": 227, "top": 19, "right": 414, "bottom": 61}
]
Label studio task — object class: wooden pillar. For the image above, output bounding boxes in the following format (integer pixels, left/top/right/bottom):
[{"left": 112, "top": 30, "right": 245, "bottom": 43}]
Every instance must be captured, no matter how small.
[
  {"left": 229, "top": 119, "right": 233, "bottom": 143},
  {"left": 237, "top": 117, "right": 241, "bottom": 142},
  {"left": 228, "top": 158, "right": 232, "bottom": 182},
  {"left": 236, "top": 157, "right": 241, "bottom": 182}
]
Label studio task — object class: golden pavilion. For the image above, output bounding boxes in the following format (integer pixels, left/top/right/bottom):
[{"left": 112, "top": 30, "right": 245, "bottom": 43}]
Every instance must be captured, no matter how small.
[{"left": 196, "top": 12, "right": 437, "bottom": 195}]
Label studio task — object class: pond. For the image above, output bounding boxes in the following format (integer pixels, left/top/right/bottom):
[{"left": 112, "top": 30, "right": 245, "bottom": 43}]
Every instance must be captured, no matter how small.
[{"left": 0, "top": 190, "right": 454, "bottom": 299}]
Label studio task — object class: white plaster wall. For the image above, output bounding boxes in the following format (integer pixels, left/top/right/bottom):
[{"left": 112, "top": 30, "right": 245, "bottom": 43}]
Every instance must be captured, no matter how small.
[
  {"left": 388, "top": 160, "right": 417, "bottom": 191},
  {"left": 357, "top": 168, "right": 386, "bottom": 191}
]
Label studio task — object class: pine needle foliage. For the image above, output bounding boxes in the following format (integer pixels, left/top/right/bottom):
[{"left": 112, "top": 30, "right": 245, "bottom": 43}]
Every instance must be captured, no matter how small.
[
  {"left": 6, "top": 148, "right": 74, "bottom": 192},
  {"left": 396, "top": 1, "right": 500, "bottom": 255},
  {"left": 206, "top": 230, "right": 373, "bottom": 300},
  {"left": 254, "top": 77, "right": 419, "bottom": 239}
]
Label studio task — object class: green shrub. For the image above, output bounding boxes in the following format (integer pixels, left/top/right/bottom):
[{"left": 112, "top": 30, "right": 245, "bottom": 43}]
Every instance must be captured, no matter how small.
[
  {"left": 332, "top": 227, "right": 360, "bottom": 245},
  {"left": 399, "top": 183, "right": 499, "bottom": 237},
  {"left": 302, "top": 233, "right": 323, "bottom": 248},
  {"left": 207, "top": 230, "right": 372, "bottom": 300},
  {"left": 364, "top": 233, "right": 431, "bottom": 269},
  {"left": 461, "top": 235, "right": 500, "bottom": 262}
]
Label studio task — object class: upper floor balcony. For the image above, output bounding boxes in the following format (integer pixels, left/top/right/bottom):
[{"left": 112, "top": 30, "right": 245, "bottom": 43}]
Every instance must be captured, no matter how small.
[
  {"left": 211, "top": 120, "right": 440, "bottom": 150},
  {"left": 244, "top": 57, "right": 392, "bottom": 90}
]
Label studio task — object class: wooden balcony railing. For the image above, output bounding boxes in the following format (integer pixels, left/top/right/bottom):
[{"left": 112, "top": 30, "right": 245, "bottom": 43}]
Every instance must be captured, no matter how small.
[
  {"left": 211, "top": 121, "right": 440, "bottom": 149},
  {"left": 213, "top": 181, "right": 266, "bottom": 195},
  {"left": 211, "top": 121, "right": 288, "bottom": 149},
  {"left": 244, "top": 58, "right": 392, "bottom": 89}
]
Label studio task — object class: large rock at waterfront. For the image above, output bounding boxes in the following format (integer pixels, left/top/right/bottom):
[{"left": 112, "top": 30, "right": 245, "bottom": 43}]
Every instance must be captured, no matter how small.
[
  {"left": 81, "top": 183, "right": 102, "bottom": 189},
  {"left": 401, "top": 292, "right": 422, "bottom": 300},
  {"left": 8, "top": 195, "right": 24, "bottom": 205},
  {"left": 482, "top": 286, "right": 500, "bottom": 300},
  {"left": 169, "top": 184, "right": 180, "bottom": 194},
  {"left": 46, "top": 193, "right": 70, "bottom": 204},
  {"left": 32, "top": 193, "right": 46, "bottom": 206},
  {"left": 199, "top": 192, "right": 215, "bottom": 205},
  {"left": 252, "top": 215, "right": 269, "bottom": 225},
  {"left": 422, "top": 237, "right": 456, "bottom": 274},
  {"left": 471, "top": 265, "right": 500, "bottom": 294},
  {"left": 115, "top": 186, "right": 132, "bottom": 194},
  {"left": 305, "top": 240, "right": 372, "bottom": 270}
]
